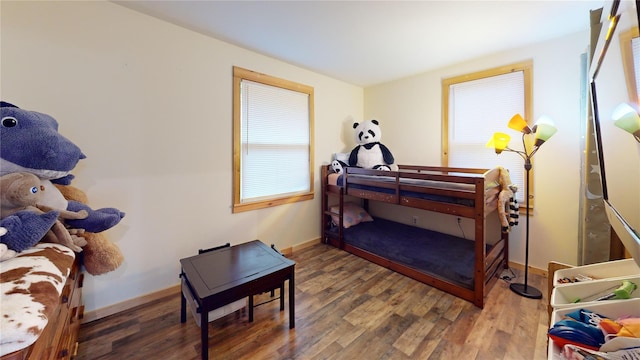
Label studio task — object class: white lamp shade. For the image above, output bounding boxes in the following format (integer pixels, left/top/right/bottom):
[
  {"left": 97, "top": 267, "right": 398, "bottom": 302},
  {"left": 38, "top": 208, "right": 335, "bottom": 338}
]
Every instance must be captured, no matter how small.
[
  {"left": 533, "top": 116, "right": 557, "bottom": 146},
  {"left": 612, "top": 103, "right": 640, "bottom": 135}
]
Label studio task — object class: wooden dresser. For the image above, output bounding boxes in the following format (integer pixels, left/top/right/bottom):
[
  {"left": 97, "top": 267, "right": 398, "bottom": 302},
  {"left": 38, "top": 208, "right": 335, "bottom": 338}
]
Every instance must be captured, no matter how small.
[{"left": 1, "top": 255, "right": 84, "bottom": 360}]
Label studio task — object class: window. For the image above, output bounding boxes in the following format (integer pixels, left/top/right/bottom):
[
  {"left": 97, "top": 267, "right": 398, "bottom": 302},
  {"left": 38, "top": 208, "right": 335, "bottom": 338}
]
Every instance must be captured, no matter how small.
[
  {"left": 232, "top": 67, "right": 314, "bottom": 213},
  {"left": 442, "top": 61, "right": 533, "bottom": 204},
  {"left": 620, "top": 27, "right": 640, "bottom": 102}
]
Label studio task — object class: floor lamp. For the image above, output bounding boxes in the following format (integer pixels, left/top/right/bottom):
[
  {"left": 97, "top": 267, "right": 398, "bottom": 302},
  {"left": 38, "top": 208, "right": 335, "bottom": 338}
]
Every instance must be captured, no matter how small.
[{"left": 488, "top": 114, "right": 557, "bottom": 299}]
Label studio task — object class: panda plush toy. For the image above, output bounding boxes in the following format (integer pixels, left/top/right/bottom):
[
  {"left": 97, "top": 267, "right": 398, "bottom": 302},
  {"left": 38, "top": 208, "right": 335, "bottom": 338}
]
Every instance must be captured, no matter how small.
[
  {"left": 348, "top": 119, "right": 395, "bottom": 171},
  {"left": 330, "top": 159, "right": 349, "bottom": 174}
]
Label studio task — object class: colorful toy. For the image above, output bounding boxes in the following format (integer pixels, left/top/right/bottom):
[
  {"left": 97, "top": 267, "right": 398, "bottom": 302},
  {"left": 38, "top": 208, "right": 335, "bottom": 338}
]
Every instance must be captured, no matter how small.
[
  {"left": 548, "top": 308, "right": 608, "bottom": 351},
  {"left": 573, "top": 280, "right": 637, "bottom": 303},
  {"left": 600, "top": 316, "right": 640, "bottom": 339}
]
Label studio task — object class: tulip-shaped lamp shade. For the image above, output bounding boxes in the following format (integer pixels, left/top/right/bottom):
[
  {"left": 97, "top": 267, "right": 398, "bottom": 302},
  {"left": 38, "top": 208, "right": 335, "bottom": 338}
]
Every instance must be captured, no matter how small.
[
  {"left": 533, "top": 116, "right": 557, "bottom": 147},
  {"left": 612, "top": 103, "right": 640, "bottom": 142},
  {"left": 487, "top": 132, "right": 511, "bottom": 153},
  {"left": 508, "top": 114, "right": 532, "bottom": 134}
]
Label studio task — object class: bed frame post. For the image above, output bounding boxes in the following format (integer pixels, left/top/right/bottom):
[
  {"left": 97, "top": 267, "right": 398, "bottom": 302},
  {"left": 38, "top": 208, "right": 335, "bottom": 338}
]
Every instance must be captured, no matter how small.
[
  {"left": 321, "top": 165, "right": 328, "bottom": 244},
  {"left": 502, "top": 231, "right": 509, "bottom": 268},
  {"left": 473, "top": 177, "right": 486, "bottom": 308},
  {"left": 338, "top": 186, "right": 344, "bottom": 249}
]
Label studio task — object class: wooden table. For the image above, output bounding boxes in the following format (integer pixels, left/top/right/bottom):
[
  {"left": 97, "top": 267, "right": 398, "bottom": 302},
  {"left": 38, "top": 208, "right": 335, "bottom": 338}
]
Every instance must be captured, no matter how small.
[{"left": 180, "top": 240, "right": 295, "bottom": 360}]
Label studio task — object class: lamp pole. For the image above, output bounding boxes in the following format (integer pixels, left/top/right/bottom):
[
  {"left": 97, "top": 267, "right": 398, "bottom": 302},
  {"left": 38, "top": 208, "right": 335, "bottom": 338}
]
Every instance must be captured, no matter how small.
[
  {"left": 509, "top": 157, "right": 542, "bottom": 299},
  {"left": 490, "top": 113, "right": 555, "bottom": 299}
]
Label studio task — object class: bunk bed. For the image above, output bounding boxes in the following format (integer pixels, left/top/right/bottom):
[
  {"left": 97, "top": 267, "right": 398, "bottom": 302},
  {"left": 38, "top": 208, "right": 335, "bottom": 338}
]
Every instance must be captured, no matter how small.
[{"left": 321, "top": 164, "right": 509, "bottom": 308}]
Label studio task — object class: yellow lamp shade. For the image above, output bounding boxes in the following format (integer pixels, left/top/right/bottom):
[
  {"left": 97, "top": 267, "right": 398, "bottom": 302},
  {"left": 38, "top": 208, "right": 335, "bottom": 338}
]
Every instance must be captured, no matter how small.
[
  {"left": 487, "top": 132, "right": 511, "bottom": 153},
  {"left": 508, "top": 114, "right": 532, "bottom": 134},
  {"left": 533, "top": 116, "right": 557, "bottom": 147},
  {"left": 612, "top": 103, "right": 640, "bottom": 138}
]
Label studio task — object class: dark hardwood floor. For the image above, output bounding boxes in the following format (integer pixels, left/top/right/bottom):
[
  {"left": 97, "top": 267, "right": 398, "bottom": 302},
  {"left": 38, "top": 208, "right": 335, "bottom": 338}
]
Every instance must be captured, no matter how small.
[{"left": 76, "top": 243, "right": 550, "bottom": 360}]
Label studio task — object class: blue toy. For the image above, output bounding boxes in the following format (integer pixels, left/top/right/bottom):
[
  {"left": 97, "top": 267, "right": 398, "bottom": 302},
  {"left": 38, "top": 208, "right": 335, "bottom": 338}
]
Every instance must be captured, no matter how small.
[
  {"left": 548, "top": 308, "right": 608, "bottom": 351},
  {"left": 0, "top": 212, "right": 59, "bottom": 252},
  {"left": 0, "top": 101, "right": 125, "bottom": 252}
]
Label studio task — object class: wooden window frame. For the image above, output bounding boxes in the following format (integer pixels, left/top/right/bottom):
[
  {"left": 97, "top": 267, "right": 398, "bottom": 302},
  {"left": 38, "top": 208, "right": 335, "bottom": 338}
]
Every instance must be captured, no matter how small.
[
  {"left": 232, "top": 66, "right": 315, "bottom": 213},
  {"left": 441, "top": 61, "right": 534, "bottom": 208},
  {"left": 620, "top": 27, "right": 640, "bottom": 103}
]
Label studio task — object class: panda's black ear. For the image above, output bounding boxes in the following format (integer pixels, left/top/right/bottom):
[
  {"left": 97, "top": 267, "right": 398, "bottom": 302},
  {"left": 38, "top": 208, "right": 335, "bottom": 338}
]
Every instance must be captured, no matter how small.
[
  {"left": 371, "top": 119, "right": 379, "bottom": 125},
  {"left": 353, "top": 122, "right": 359, "bottom": 129}
]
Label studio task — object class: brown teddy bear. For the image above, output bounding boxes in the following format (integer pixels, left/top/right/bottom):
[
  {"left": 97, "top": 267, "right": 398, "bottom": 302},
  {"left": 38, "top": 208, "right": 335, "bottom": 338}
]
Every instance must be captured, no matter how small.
[
  {"left": 55, "top": 184, "right": 124, "bottom": 275},
  {"left": 0, "top": 172, "right": 87, "bottom": 252}
]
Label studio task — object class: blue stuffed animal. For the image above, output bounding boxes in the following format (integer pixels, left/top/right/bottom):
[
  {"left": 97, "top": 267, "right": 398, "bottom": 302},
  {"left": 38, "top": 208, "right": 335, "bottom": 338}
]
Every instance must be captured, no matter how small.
[{"left": 0, "top": 101, "right": 125, "bottom": 252}]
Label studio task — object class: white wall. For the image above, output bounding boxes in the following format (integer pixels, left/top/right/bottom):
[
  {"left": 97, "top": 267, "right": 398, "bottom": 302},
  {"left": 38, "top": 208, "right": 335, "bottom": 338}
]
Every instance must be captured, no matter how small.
[
  {"left": 1, "top": 1, "right": 363, "bottom": 313},
  {"left": 2, "top": 0, "right": 593, "bottom": 314},
  {"left": 363, "top": 32, "right": 588, "bottom": 270}
]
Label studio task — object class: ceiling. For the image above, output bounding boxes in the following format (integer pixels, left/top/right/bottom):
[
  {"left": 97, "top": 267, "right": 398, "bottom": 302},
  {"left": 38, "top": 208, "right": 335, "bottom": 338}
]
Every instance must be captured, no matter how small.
[{"left": 113, "top": 0, "right": 605, "bottom": 87}]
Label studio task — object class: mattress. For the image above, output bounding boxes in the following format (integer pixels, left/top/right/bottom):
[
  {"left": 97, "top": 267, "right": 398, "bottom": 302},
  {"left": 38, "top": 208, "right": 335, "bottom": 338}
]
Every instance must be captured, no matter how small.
[{"left": 338, "top": 217, "right": 489, "bottom": 289}]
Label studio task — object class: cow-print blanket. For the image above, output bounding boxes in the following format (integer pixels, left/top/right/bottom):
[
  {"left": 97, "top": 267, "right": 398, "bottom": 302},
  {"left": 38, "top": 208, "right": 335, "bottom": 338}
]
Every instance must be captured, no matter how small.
[{"left": 0, "top": 244, "right": 75, "bottom": 356}]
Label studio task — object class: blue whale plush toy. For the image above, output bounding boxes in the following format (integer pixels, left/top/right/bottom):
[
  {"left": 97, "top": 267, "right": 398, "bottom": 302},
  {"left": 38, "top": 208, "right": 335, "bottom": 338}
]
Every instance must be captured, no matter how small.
[{"left": 0, "top": 101, "right": 124, "bottom": 252}]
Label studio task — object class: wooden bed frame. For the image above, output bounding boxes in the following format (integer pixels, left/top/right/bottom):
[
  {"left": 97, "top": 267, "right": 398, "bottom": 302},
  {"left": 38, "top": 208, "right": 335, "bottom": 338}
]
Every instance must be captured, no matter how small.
[{"left": 321, "top": 164, "right": 508, "bottom": 308}]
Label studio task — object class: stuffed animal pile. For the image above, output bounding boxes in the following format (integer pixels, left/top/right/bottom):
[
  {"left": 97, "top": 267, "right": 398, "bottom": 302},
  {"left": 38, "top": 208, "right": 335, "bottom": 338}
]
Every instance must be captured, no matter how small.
[
  {"left": 497, "top": 166, "right": 519, "bottom": 233},
  {"left": 0, "top": 101, "right": 124, "bottom": 274},
  {"left": 331, "top": 119, "right": 396, "bottom": 174},
  {"left": 0, "top": 172, "right": 88, "bottom": 252}
]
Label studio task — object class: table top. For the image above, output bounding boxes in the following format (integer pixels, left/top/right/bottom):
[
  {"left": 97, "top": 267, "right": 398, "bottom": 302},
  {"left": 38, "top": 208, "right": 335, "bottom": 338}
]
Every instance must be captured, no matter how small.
[{"left": 180, "top": 240, "right": 295, "bottom": 300}]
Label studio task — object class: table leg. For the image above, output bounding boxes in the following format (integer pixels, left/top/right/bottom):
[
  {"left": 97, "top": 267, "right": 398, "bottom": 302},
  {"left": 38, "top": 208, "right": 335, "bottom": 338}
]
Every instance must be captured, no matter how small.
[
  {"left": 201, "top": 308, "right": 208, "bottom": 360},
  {"left": 248, "top": 295, "right": 254, "bottom": 322},
  {"left": 279, "top": 284, "right": 285, "bottom": 311},
  {"left": 289, "top": 272, "right": 295, "bottom": 329},
  {"left": 180, "top": 289, "right": 186, "bottom": 323}
]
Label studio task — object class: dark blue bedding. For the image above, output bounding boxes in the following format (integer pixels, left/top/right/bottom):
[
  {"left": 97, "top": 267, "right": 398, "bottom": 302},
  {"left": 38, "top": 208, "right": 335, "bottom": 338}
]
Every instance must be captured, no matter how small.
[
  {"left": 339, "top": 217, "right": 488, "bottom": 289},
  {"left": 337, "top": 174, "right": 476, "bottom": 207}
]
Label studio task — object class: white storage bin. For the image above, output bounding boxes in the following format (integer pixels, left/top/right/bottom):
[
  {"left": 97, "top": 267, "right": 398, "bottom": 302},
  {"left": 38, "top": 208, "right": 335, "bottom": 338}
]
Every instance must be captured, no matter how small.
[
  {"left": 182, "top": 280, "right": 246, "bottom": 328},
  {"left": 551, "top": 276, "right": 640, "bottom": 309},
  {"left": 547, "top": 298, "right": 640, "bottom": 360},
  {"left": 553, "top": 258, "right": 640, "bottom": 286}
]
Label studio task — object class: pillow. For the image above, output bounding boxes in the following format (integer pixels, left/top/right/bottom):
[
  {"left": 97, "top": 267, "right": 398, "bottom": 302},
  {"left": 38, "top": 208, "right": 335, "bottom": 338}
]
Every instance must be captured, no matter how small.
[
  {"left": 333, "top": 152, "right": 350, "bottom": 164},
  {"left": 329, "top": 202, "right": 373, "bottom": 228}
]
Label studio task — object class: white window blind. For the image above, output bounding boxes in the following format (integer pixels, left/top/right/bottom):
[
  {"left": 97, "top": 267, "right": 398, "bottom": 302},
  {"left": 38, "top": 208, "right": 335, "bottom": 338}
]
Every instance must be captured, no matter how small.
[
  {"left": 448, "top": 71, "right": 526, "bottom": 202},
  {"left": 240, "top": 79, "right": 310, "bottom": 203}
]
